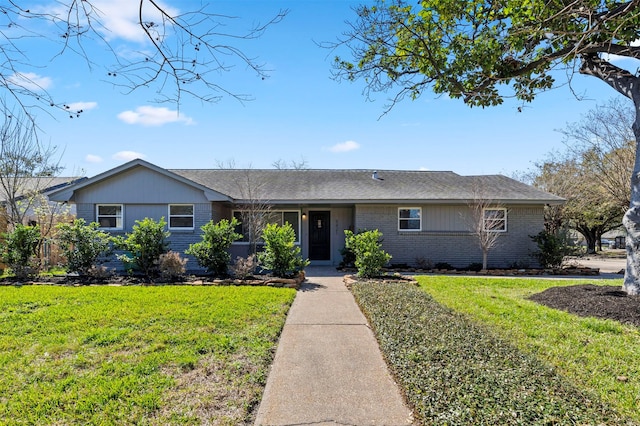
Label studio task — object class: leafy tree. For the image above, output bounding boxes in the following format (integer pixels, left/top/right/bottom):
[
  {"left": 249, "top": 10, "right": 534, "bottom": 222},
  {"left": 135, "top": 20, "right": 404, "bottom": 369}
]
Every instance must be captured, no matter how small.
[
  {"left": 534, "top": 154, "right": 624, "bottom": 253},
  {"left": 113, "top": 217, "right": 170, "bottom": 279},
  {"left": 334, "top": 1, "right": 640, "bottom": 294},
  {"left": 185, "top": 218, "right": 243, "bottom": 277},
  {"left": 344, "top": 229, "right": 392, "bottom": 278},
  {"left": 257, "top": 223, "right": 309, "bottom": 278},
  {"left": 56, "top": 219, "right": 112, "bottom": 276},
  {"left": 0, "top": 224, "right": 41, "bottom": 279}
]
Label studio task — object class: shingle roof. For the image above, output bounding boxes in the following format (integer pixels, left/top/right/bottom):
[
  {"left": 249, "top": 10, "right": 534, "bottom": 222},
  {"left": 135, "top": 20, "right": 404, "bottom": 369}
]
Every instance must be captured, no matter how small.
[
  {"left": 0, "top": 177, "right": 84, "bottom": 202},
  {"left": 169, "top": 169, "right": 563, "bottom": 204}
]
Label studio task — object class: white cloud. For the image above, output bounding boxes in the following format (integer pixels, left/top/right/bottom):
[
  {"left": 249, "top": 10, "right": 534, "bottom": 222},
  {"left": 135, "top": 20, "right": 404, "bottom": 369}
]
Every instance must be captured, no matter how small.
[
  {"left": 36, "top": 0, "right": 179, "bottom": 43},
  {"left": 7, "top": 72, "right": 52, "bottom": 91},
  {"left": 117, "top": 106, "right": 195, "bottom": 126},
  {"left": 90, "top": 0, "right": 179, "bottom": 42},
  {"left": 328, "top": 140, "right": 361, "bottom": 153},
  {"left": 66, "top": 101, "right": 98, "bottom": 112},
  {"left": 113, "top": 151, "right": 145, "bottom": 161},
  {"left": 85, "top": 154, "right": 103, "bottom": 163},
  {"left": 419, "top": 167, "right": 430, "bottom": 171}
]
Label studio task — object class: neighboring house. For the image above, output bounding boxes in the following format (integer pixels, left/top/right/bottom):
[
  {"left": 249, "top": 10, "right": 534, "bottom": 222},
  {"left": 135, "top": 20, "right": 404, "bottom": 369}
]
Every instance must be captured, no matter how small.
[
  {"left": 0, "top": 176, "right": 85, "bottom": 267},
  {"left": 48, "top": 159, "right": 564, "bottom": 271}
]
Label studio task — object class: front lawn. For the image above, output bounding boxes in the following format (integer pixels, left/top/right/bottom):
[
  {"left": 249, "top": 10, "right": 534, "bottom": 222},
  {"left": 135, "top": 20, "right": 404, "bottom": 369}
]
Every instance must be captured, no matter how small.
[
  {"left": 351, "top": 277, "right": 637, "bottom": 425},
  {"left": 0, "top": 285, "right": 296, "bottom": 425},
  {"left": 417, "top": 276, "right": 640, "bottom": 422}
]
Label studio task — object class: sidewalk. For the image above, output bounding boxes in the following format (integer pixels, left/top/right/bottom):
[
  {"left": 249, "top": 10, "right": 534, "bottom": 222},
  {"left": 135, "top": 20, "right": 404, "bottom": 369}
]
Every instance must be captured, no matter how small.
[{"left": 254, "top": 269, "right": 414, "bottom": 426}]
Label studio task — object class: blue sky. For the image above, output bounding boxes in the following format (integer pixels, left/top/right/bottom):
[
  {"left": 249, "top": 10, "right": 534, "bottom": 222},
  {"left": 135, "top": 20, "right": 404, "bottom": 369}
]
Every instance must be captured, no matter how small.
[{"left": 15, "top": 1, "right": 637, "bottom": 178}]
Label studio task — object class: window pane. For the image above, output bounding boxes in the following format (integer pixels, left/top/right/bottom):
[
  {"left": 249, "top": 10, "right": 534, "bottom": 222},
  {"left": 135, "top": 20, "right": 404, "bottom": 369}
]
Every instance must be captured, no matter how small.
[
  {"left": 99, "top": 217, "right": 116, "bottom": 228},
  {"left": 170, "top": 217, "right": 193, "bottom": 228},
  {"left": 400, "top": 219, "right": 420, "bottom": 230},
  {"left": 98, "top": 205, "right": 120, "bottom": 215},
  {"left": 283, "top": 212, "right": 300, "bottom": 241},
  {"left": 484, "top": 209, "right": 505, "bottom": 220},
  {"left": 170, "top": 205, "right": 193, "bottom": 215},
  {"left": 399, "top": 208, "right": 420, "bottom": 218}
]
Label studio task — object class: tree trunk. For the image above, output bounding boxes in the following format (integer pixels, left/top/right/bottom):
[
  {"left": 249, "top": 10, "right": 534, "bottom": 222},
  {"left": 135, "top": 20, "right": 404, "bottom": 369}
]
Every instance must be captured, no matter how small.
[
  {"left": 623, "top": 105, "right": 640, "bottom": 295},
  {"left": 482, "top": 250, "right": 488, "bottom": 271},
  {"left": 578, "top": 228, "right": 597, "bottom": 254},
  {"left": 578, "top": 54, "right": 640, "bottom": 295}
]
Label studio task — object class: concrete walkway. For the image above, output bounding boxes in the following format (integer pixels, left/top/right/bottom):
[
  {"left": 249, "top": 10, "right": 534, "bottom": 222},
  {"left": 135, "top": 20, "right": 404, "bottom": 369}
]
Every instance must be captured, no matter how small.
[{"left": 254, "top": 268, "right": 414, "bottom": 426}]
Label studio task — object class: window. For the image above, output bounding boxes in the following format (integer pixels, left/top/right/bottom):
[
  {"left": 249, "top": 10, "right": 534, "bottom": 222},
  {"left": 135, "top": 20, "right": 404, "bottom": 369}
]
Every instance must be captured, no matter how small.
[
  {"left": 169, "top": 204, "right": 194, "bottom": 229},
  {"left": 97, "top": 204, "right": 123, "bottom": 229},
  {"left": 483, "top": 208, "right": 507, "bottom": 232},
  {"left": 233, "top": 210, "right": 300, "bottom": 243},
  {"left": 398, "top": 207, "right": 421, "bottom": 231}
]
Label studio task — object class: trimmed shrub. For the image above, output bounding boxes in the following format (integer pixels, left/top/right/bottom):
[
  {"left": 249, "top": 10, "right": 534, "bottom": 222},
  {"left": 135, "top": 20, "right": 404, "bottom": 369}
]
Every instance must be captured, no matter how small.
[
  {"left": 56, "top": 219, "right": 112, "bottom": 275},
  {"left": 158, "top": 251, "right": 188, "bottom": 281},
  {"left": 344, "top": 229, "right": 391, "bottom": 277},
  {"left": 257, "top": 223, "right": 309, "bottom": 277},
  {"left": 185, "top": 218, "right": 242, "bottom": 277},
  {"left": 0, "top": 224, "right": 41, "bottom": 279},
  {"left": 530, "top": 230, "right": 573, "bottom": 268},
  {"left": 231, "top": 255, "right": 257, "bottom": 279},
  {"left": 351, "top": 281, "right": 626, "bottom": 425},
  {"left": 113, "top": 217, "right": 170, "bottom": 279}
]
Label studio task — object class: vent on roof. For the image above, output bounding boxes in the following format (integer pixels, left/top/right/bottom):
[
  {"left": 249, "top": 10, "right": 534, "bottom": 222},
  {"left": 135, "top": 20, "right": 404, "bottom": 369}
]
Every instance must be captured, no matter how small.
[{"left": 372, "top": 171, "right": 384, "bottom": 181}]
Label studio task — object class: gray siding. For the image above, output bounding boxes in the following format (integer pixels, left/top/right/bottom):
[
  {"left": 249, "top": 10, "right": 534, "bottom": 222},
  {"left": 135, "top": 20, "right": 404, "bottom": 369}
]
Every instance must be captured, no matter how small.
[
  {"left": 355, "top": 204, "right": 543, "bottom": 268},
  {"left": 74, "top": 167, "right": 210, "bottom": 204}
]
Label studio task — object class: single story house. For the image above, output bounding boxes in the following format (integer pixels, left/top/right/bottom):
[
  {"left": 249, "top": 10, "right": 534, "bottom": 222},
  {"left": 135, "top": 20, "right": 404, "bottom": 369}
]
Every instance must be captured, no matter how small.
[{"left": 49, "top": 159, "right": 564, "bottom": 271}]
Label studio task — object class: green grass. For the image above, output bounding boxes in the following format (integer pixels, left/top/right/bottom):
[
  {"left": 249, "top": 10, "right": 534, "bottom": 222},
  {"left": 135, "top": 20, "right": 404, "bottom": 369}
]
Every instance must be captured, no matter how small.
[
  {"left": 0, "top": 285, "right": 296, "bottom": 425},
  {"left": 417, "top": 276, "right": 640, "bottom": 422},
  {"left": 351, "top": 280, "right": 631, "bottom": 425}
]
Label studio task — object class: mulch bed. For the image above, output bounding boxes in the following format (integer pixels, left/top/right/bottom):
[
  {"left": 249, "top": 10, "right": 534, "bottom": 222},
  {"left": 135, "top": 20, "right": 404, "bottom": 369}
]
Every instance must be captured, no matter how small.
[{"left": 529, "top": 284, "right": 640, "bottom": 328}]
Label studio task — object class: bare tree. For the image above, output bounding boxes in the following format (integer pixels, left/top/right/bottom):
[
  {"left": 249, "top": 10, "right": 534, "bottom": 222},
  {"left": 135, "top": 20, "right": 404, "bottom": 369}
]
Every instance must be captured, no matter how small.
[
  {"left": 215, "top": 161, "right": 272, "bottom": 255},
  {"left": 272, "top": 157, "right": 309, "bottom": 170},
  {"left": 0, "top": 2, "right": 287, "bottom": 118},
  {"left": 559, "top": 98, "right": 635, "bottom": 210},
  {"left": 0, "top": 111, "right": 63, "bottom": 227},
  {"left": 466, "top": 184, "right": 504, "bottom": 271}
]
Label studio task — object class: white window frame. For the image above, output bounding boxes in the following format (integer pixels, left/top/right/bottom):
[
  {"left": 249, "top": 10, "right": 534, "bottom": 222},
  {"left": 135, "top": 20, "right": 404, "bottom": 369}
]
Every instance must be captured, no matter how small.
[
  {"left": 398, "top": 207, "right": 422, "bottom": 231},
  {"left": 96, "top": 204, "right": 123, "bottom": 230},
  {"left": 483, "top": 208, "right": 507, "bottom": 233},
  {"left": 168, "top": 204, "right": 195, "bottom": 230},
  {"left": 232, "top": 210, "right": 301, "bottom": 244}
]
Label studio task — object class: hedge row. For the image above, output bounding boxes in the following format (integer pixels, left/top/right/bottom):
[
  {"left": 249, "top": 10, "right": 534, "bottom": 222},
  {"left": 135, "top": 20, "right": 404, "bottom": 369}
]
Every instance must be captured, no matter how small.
[{"left": 350, "top": 281, "right": 631, "bottom": 425}]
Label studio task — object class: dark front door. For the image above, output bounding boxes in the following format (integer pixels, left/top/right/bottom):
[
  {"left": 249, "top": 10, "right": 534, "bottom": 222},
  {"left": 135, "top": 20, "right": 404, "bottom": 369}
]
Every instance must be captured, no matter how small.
[{"left": 309, "top": 211, "right": 331, "bottom": 260}]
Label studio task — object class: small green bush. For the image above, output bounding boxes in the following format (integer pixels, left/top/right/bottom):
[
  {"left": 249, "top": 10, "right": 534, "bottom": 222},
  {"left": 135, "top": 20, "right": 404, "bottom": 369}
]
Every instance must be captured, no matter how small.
[
  {"left": 344, "top": 229, "right": 391, "bottom": 277},
  {"left": 433, "top": 262, "right": 454, "bottom": 270},
  {"left": 530, "top": 230, "right": 573, "bottom": 268},
  {"left": 113, "top": 217, "right": 170, "bottom": 279},
  {"left": 257, "top": 223, "right": 309, "bottom": 277},
  {"left": 0, "top": 224, "right": 41, "bottom": 279},
  {"left": 351, "top": 281, "right": 626, "bottom": 425},
  {"left": 185, "top": 218, "right": 242, "bottom": 277},
  {"left": 56, "top": 219, "right": 112, "bottom": 275}
]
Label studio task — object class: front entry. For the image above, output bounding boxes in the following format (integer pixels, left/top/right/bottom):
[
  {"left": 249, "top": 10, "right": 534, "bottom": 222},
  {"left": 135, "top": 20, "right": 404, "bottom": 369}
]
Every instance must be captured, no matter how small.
[{"left": 309, "top": 211, "right": 331, "bottom": 261}]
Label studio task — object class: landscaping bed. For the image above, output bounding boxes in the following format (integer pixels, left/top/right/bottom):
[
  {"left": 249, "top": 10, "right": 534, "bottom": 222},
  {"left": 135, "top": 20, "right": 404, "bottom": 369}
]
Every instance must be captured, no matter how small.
[
  {"left": 340, "top": 265, "right": 602, "bottom": 276},
  {"left": 530, "top": 284, "right": 640, "bottom": 327},
  {"left": 0, "top": 271, "right": 306, "bottom": 289},
  {"left": 350, "top": 279, "right": 633, "bottom": 425}
]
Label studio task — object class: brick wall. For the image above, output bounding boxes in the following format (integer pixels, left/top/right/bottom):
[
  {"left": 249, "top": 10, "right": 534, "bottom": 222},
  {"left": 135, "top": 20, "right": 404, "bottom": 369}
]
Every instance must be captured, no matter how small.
[{"left": 355, "top": 204, "right": 544, "bottom": 268}]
